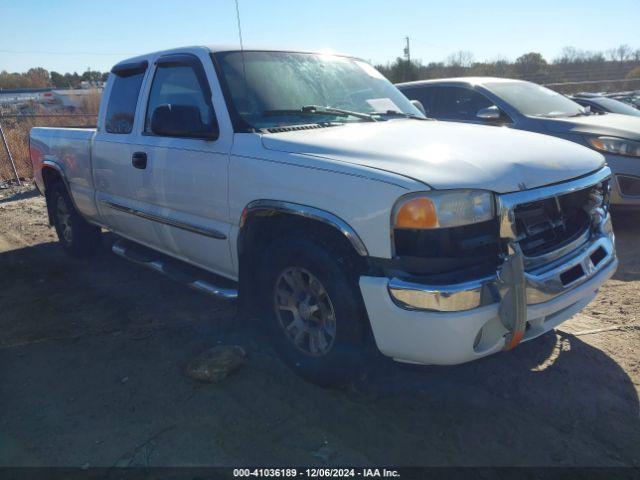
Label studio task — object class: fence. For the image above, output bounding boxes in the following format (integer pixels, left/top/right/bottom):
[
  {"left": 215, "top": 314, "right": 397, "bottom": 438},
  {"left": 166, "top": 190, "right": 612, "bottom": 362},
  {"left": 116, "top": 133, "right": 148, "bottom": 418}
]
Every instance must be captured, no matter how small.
[
  {"left": 0, "top": 113, "right": 97, "bottom": 184},
  {"left": 544, "top": 77, "right": 640, "bottom": 94}
]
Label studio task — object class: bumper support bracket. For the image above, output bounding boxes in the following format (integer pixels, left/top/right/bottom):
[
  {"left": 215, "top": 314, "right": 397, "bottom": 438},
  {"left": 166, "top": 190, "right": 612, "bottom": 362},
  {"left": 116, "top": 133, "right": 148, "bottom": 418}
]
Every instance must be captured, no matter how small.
[{"left": 498, "top": 243, "right": 527, "bottom": 350}]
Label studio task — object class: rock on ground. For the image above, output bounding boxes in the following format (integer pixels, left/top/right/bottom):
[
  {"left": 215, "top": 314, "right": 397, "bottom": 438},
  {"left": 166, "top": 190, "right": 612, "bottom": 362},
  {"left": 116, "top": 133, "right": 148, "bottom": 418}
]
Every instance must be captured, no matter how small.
[{"left": 185, "top": 345, "right": 246, "bottom": 383}]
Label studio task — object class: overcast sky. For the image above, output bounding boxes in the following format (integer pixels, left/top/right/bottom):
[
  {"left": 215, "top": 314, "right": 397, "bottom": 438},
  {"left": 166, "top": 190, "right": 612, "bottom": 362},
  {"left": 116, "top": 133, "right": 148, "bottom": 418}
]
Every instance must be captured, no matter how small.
[{"left": 1, "top": 0, "right": 638, "bottom": 73}]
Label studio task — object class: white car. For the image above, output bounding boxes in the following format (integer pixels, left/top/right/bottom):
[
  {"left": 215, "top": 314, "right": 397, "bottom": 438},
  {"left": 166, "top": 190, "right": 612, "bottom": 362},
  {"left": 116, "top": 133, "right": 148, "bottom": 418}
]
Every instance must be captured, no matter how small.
[{"left": 30, "top": 46, "right": 617, "bottom": 385}]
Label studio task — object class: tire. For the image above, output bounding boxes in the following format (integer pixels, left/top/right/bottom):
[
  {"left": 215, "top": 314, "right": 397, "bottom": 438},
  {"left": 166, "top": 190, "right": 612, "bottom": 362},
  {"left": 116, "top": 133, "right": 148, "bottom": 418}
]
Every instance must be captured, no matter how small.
[
  {"left": 259, "top": 235, "right": 369, "bottom": 387},
  {"left": 50, "top": 182, "right": 100, "bottom": 256}
]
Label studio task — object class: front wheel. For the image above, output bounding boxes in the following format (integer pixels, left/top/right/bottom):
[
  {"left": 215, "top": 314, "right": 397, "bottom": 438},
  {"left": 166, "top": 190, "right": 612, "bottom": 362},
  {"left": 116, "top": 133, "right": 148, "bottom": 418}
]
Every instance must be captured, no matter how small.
[
  {"left": 259, "top": 236, "right": 370, "bottom": 386},
  {"left": 50, "top": 182, "right": 100, "bottom": 256}
]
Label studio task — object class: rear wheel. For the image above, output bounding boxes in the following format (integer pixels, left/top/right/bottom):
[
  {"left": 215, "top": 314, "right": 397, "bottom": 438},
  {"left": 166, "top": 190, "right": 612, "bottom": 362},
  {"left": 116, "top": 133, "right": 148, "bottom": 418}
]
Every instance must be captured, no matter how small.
[
  {"left": 259, "top": 236, "right": 369, "bottom": 386},
  {"left": 50, "top": 182, "right": 100, "bottom": 256}
]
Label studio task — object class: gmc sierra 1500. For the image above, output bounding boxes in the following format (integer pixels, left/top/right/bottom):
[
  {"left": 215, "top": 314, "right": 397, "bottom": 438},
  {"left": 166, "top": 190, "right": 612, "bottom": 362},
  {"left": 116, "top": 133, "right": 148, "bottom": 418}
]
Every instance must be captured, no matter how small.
[{"left": 30, "top": 46, "right": 617, "bottom": 385}]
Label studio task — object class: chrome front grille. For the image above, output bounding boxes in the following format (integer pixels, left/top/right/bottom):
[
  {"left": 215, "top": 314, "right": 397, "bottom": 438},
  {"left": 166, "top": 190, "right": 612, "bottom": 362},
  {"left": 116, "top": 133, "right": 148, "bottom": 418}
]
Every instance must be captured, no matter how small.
[
  {"left": 497, "top": 167, "right": 612, "bottom": 270},
  {"left": 513, "top": 189, "right": 592, "bottom": 257}
]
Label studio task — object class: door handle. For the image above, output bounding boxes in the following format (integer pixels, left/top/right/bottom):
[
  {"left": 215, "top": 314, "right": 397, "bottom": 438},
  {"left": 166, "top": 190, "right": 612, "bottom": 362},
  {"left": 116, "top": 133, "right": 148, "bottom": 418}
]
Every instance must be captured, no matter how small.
[{"left": 132, "top": 151, "right": 147, "bottom": 169}]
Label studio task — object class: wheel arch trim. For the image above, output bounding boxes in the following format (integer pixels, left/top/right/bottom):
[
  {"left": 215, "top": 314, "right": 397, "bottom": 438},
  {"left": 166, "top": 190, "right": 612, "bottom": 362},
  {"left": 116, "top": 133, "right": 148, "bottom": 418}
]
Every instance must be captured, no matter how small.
[
  {"left": 41, "top": 159, "right": 80, "bottom": 225},
  {"left": 239, "top": 199, "right": 369, "bottom": 257},
  {"left": 41, "top": 159, "right": 70, "bottom": 192}
]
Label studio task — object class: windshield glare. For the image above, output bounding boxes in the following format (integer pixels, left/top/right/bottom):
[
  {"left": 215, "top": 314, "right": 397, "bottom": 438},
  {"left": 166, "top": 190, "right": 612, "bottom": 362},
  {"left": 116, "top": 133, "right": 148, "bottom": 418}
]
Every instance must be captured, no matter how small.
[
  {"left": 215, "top": 51, "right": 423, "bottom": 129},
  {"left": 485, "top": 81, "right": 584, "bottom": 117},
  {"left": 594, "top": 97, "right": 640, "bottom": 116}
]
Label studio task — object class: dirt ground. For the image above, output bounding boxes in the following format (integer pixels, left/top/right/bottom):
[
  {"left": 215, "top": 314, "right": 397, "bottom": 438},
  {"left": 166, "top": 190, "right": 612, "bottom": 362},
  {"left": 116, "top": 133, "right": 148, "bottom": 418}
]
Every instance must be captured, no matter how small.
[{"left": 0, "top": 185, "right": 639, "bottom": 468}]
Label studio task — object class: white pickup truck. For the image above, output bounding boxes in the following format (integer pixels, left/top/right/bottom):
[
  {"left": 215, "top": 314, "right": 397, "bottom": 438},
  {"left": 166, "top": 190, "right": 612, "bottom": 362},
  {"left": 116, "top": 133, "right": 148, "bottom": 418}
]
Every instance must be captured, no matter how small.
[{"left": 30, "top": 46, "right": 617, "bottom": 385}]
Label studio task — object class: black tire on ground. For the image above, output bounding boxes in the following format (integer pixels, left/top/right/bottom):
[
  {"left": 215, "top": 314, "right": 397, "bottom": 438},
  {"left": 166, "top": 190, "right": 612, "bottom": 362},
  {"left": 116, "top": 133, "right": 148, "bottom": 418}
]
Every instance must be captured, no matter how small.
[
  {"left": 50, "top": 181, "right": 100, "bottom": 256},
  {"left": 259, "top": 235, "right": 370, "bottom": 387}
]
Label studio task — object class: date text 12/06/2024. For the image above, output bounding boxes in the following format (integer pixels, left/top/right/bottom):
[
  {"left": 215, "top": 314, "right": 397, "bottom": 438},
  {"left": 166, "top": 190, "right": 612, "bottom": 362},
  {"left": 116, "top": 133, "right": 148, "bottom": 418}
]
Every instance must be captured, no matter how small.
[{"left": 233, "top": 468, "right": 401, "bottom": 478}]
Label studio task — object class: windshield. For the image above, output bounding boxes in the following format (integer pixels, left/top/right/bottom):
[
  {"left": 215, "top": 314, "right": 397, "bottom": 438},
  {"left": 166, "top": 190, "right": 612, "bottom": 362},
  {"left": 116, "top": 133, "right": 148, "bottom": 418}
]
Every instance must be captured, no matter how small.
[
  {"left": 485, "top": 81, "right": 584, "bottom": 117},
  {"left": 594, "top": 97, "right": 640, "bottom": 116},
  {"left": 214, "top": 51, "right": 423, "bottom": 130}
]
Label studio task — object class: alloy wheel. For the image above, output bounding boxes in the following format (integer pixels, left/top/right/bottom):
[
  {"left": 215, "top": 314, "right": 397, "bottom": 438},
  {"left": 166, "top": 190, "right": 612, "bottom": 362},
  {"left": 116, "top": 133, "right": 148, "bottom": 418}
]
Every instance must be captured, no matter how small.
[{"left": 273, "top": 267, "right": 337, "bottom": 356}]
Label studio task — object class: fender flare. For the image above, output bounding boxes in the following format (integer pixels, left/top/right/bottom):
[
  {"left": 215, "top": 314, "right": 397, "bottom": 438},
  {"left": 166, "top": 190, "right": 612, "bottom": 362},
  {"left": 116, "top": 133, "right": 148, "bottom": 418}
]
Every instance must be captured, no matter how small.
[
  {"left": 41, "top": 160, "right": 79, "bottom": 225},
  {"left": 42, "top": 159, "right": 70, "bottom": 193},
  {"left": 239, "top": 199, "right": 369, "bottom": 257}
]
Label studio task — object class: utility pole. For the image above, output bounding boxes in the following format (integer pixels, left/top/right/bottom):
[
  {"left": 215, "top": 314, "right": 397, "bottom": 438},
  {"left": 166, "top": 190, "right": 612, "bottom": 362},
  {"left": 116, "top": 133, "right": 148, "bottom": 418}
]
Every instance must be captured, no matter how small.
[
  {"left": 403, "top": 37, "right": 411, "bottom": 81},
  {"left": 404, "top": 37, "right": 411, "bottom": 64}
]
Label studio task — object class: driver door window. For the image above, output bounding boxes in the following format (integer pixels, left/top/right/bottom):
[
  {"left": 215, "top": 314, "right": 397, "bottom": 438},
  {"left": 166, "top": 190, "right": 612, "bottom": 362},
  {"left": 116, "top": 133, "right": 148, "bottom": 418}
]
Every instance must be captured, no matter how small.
[
  {"left": 144, "top": 62, "right": 217, "bottom": 139},
  {"left": 431, "top": 86, "right": 502, "bottom": 123}
]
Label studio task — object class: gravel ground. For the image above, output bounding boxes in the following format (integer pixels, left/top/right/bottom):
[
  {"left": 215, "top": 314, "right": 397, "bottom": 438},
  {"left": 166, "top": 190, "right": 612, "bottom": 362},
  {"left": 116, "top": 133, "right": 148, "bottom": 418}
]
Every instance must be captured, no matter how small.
[{"left": 0, "top": 185, "right": 639, "bottom": 467}]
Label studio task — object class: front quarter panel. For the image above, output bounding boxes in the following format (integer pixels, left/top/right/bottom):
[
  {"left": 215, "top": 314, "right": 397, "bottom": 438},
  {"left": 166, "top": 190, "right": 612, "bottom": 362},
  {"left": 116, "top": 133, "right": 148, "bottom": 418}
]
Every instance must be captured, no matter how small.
[{"left": 228, "top": 134, "right": 419, "bottom": 267}]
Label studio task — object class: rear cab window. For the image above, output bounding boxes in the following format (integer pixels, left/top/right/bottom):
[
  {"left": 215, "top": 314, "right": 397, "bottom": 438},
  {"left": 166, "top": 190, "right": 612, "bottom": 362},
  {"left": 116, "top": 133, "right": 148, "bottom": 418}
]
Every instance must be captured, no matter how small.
[{"left": 104, "top": 61, "right": 148, "bottom": 134}]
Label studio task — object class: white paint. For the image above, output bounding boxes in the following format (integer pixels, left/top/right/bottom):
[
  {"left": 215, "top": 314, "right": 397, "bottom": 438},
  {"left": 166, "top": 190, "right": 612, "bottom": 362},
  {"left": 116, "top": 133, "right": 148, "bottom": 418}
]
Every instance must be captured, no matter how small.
[
  {"left": 28, "top": 46, "right": 614, "bottom": 366},
  {"left": 360, "top": 258, "right": 615, "bottom": 365}
]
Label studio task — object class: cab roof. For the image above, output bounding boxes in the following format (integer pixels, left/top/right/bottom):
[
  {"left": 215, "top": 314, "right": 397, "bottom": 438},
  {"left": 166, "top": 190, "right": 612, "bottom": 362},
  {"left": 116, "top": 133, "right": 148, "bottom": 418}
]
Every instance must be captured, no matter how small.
[{"left": 112, "top": 45, "right": 353, "bottom": 70}]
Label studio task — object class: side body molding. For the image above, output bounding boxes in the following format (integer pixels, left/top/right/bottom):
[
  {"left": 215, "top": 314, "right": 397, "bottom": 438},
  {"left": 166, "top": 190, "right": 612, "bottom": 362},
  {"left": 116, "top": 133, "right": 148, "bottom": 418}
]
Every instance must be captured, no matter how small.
[
  {"left": 100, "top": 200, "right": 227, "bottom": 240},
  {"left": 240, "top": 200, "right": 369, "bottom": 257}
]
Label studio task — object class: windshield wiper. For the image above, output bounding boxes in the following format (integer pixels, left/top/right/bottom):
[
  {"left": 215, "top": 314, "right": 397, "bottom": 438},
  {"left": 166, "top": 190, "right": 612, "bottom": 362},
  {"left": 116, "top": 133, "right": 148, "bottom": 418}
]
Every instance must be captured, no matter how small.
[
  {"left": 568, "top": 111, "right": 594, "bottom": 117},
  {"left": 263, "top": 105, "right": 377, "bottom": 122},
  {"left": 533, "top": 112, "right": 570, "bottom": 118},
  {"left": 372, "top": 110, "right": 430, "bottom": 120}
]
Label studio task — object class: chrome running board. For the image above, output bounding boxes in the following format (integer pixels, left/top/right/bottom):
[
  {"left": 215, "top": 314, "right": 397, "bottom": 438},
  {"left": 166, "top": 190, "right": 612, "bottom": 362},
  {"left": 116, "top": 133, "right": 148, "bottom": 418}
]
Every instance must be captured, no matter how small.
[{"left": 111, "top": 239, "right": 238, "bottom": 301}]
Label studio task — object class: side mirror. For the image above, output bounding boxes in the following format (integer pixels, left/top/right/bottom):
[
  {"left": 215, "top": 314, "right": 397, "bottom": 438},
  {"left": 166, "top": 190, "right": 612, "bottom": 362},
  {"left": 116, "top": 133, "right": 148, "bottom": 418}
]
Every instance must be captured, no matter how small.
[
  {"left": 151, "top": 104, "right": 218, "bottom": 140},
  {"left": 410, "top": 99, "right": 426, "bottom": 116},
  {"left": 476, "top": 105, "right": 501, "bottom": 121}
]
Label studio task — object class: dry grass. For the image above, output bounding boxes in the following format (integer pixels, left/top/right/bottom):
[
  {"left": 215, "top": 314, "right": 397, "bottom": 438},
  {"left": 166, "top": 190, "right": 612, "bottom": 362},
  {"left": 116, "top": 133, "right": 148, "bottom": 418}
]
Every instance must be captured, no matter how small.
[
  {"left": 80, "top": 90, "right": 102, "bottom": 114},
  {"left": 0, "top": 94, "right": 100, "bottom": 182}
]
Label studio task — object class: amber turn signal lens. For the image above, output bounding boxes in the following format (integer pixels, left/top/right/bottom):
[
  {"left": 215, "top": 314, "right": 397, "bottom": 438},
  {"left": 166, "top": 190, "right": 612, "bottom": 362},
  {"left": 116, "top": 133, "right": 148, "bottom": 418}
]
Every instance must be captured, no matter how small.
[
  {"left": 587, "top": 138, "right": 606, "bottom": 151},
  {"left": 395, "top": 197, "right": 438, "bottom": 229}
]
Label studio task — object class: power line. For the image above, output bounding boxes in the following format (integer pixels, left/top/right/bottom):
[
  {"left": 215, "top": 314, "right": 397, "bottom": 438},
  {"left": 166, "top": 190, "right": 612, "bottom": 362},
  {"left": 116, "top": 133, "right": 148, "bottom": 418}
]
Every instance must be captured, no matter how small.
[{"left": 0, "top": 49, "right": 136, "bottom": 56}]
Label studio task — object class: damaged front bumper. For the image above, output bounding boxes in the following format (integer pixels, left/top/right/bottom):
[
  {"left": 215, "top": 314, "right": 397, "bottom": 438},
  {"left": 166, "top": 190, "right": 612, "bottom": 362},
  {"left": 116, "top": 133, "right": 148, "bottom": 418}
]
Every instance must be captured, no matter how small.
[{"left": 361, "top": 167, "right": 618, "bottom": 365}]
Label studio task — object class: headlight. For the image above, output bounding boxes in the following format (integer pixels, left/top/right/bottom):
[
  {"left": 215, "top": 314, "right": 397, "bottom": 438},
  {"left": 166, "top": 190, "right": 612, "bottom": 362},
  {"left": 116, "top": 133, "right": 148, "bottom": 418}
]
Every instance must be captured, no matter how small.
[
  {"left": 586, "top": 136, "right": 640, "bottom": 157},
  {"left": 393, "top": 190, "right": 495, "bottom": 229}
]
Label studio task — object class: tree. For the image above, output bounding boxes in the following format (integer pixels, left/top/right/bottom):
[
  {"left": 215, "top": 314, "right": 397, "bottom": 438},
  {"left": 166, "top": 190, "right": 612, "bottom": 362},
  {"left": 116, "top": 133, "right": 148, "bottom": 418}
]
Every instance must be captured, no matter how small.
[
  {"left": 607, "top": 44, "right": 632, "bottom": 62},
  {"left": 492, "top": 59, "right": 511, "bottom": 77},
  {"left": 514, "top": 52, "right": 547, "bottom": 79},
  {"left": 81, "top": 69, "right": 103, "bottom": 84},
  {"left": 376, "top": 57, "right": 421, "bottom": 83},
  {"left": 445, "top": 50, "right": 474, "bottom": 68},
  {"left": 50, "top": 71, "right": 68, "bottom": 88},
  {"left": 556, "top": 46, "right": 579, "bottom": 64},
  {"left": 24, "top": 67, "right": 50, "bottom": 87},
  {"left": 63, "top": 72, "right": 82, "bottom": 89}
]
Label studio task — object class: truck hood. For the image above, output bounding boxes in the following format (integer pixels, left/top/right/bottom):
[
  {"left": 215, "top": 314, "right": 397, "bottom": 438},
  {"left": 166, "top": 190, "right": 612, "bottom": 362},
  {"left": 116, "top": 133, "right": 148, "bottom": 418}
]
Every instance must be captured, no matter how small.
[
  {"left": 261, "top": 120, "right": 605, "bottom": 193},
  {"left": 541, "top": 113, "right": 640, "bottom": 141}
]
